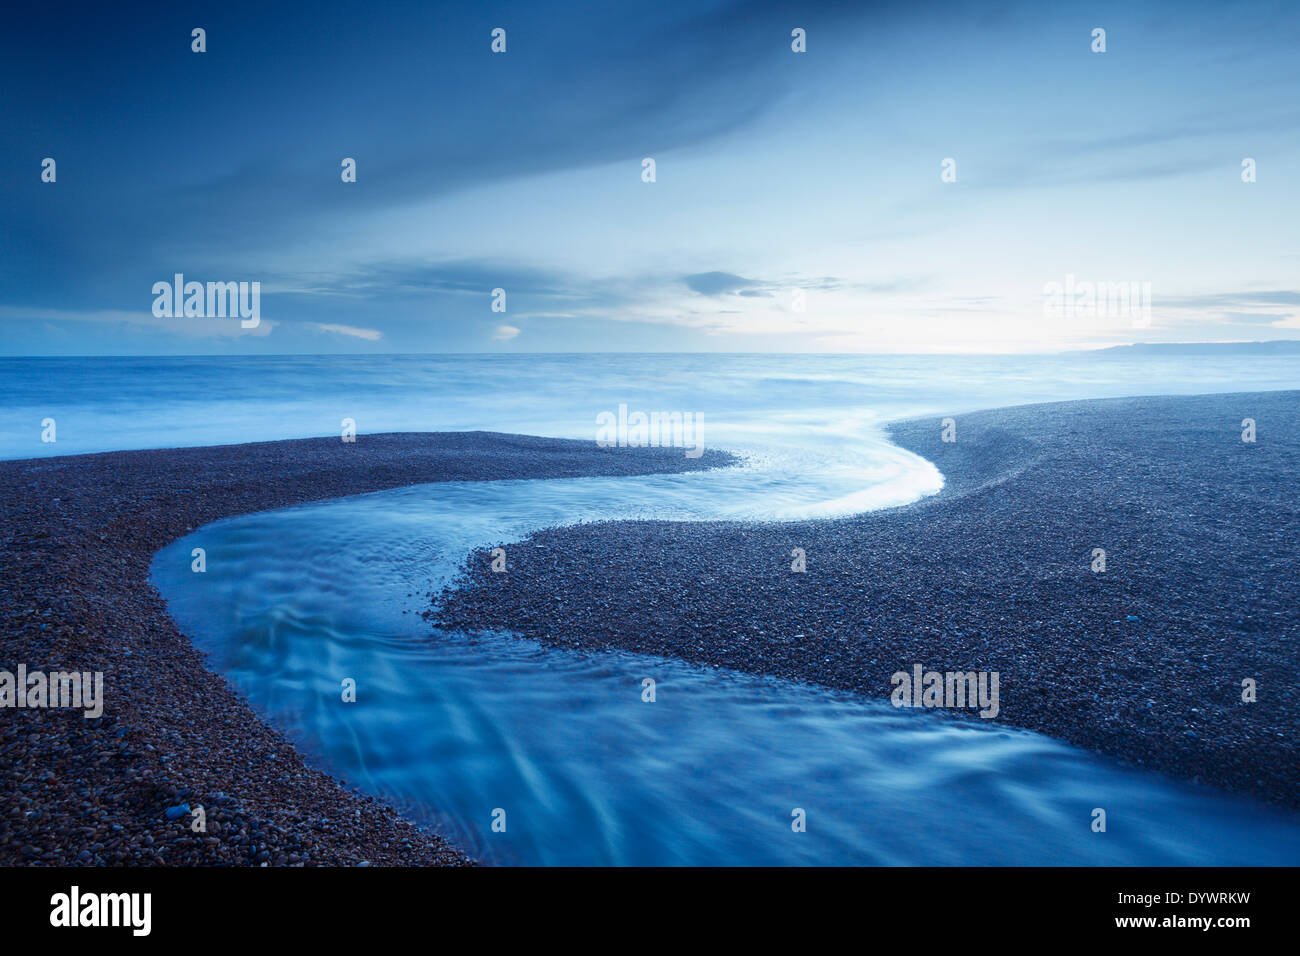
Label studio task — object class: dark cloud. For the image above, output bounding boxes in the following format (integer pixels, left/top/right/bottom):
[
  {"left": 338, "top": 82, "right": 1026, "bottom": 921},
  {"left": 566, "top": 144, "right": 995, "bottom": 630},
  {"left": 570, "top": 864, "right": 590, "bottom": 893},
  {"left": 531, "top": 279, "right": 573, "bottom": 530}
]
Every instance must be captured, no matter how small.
[
  {"left": 283, "top": 261, "right": 576, "bottom": 301},
  {"left": 0, "top": 0, "right": 888, "bottom": 311},
  {"left": 684, "top": 272, "right": 760, "bottom": 296}
]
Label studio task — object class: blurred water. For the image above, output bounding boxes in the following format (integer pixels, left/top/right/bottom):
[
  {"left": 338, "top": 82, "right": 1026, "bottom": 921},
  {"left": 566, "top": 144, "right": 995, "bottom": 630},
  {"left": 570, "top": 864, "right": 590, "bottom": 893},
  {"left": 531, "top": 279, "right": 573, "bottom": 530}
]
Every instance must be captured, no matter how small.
[
  {"left": 9, "top": 351, "right": 1300, "bottom": 518},
  {"left": 7, "top": 352, "right": 1300, "bottom": 460},
  {"left": 152, "top": 486, "right": 1300, "bottom": 865},
  {"left": 22, "top": 350, "right": 1298, "bottom": 864}
]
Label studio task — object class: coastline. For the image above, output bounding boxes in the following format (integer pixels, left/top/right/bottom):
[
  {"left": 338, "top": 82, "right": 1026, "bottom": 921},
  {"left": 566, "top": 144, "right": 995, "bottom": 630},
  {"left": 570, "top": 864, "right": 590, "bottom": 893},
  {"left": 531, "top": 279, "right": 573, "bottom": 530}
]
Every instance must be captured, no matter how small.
[
  {"left": 0, "top": 433, "right": 733, "bottom": 865},
  {"left": 5, "top": 390, "right": 1296, "bottom": 869},
  {"left": 433, "top": 391, "right": 1300, "bottom": 810}
]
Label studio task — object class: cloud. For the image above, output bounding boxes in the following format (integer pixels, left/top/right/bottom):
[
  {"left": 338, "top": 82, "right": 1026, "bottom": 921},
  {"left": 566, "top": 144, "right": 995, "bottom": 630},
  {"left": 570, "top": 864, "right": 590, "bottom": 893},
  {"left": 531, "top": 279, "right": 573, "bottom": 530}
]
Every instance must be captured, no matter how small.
[
  {"left": 311, "top": 322, "right": 383, "bottom": 341},
  {"left": 1220, "top": 312, "right": 1291, "bottom": 325},
  {"left": 0, "top": 306, "right": 273, "bottom": 338},
  {"left": 281, "top": 260, "right": 575, "bottom": 301},
  {"left": 683, "top": 271, "right": 900, "bottom": 299},
  {"left": 684, "top": 272, "right": 760, "bottom": 296},
  {"left": 1161, "top": 291, "right": 1300, "bottom": 309},
  {"left": 0, "top": 0, "right": 851, "bottom": 303},
  {"left": 1156, "top": 290, "right": 1299, "bottom": 328},
  {"left": 493, "top": 324, "right": 520, "bottom": 341}
]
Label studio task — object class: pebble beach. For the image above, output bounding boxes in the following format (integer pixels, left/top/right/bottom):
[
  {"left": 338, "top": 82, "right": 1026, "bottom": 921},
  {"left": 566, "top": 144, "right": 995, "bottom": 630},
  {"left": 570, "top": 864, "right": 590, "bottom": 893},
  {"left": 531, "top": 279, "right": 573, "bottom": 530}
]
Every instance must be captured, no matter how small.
[
  {"left": 433, "top": 392, "right": 1300, "bottom": 810},
  {"left": 5, "top": 391, "right": 1296, "bottom": 868},
  {"left": 0, "top": 433, "right": 732, "bottom": 865}
]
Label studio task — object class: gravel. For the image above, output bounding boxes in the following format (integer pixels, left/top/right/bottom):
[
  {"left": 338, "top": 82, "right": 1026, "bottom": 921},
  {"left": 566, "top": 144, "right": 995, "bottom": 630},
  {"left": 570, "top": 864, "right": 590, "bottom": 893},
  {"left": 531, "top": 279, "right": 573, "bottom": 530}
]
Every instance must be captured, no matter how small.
[
  {"left": 0, "top": 431, "right": 733, "bottom": 866},
  {"left": 431, "top": 393, "right": 1300, "bottom": 809}
]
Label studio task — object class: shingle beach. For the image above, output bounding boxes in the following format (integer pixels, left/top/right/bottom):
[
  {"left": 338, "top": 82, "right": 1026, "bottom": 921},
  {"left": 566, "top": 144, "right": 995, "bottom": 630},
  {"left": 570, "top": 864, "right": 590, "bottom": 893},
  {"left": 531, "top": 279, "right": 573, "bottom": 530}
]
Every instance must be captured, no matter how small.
[
  {"left": 433, "top": 392, "right": 1300, "bottom": 809},
  {"left": 5, "top": 392, "right": 1295, "bottom": 870},
  {"left": 0, "top": 433, "right": 733, "bottom": 866}
]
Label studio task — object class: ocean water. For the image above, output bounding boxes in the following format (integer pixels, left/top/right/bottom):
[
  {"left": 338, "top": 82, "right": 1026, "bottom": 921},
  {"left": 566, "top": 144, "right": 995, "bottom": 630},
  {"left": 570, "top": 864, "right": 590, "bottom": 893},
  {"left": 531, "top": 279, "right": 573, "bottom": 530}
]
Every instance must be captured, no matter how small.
[
  {"left": 7, "top": 351, "right": 1300, "bottom": 518},
  {"left": 151, "top": 479, "right": 1300, "bottom": 866},
  {"left": 9, "top": 352, "right": 1300, "bottom": 864}
]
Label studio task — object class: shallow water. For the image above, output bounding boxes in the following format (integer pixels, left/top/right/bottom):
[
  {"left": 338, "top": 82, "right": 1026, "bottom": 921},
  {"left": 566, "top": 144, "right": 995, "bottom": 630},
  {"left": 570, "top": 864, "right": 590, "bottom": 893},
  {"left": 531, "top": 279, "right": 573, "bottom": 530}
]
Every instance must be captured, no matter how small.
[{"left": 152, "top": 476, "right": 1300, "bottom": 866}]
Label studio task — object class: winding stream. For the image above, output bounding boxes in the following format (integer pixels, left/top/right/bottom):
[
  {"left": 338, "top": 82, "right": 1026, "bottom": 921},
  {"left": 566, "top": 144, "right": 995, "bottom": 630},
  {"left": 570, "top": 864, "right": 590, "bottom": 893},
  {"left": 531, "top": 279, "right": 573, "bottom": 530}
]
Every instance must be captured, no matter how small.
[
  {"left": 13, "top": 350, "right": 1289, "bottom": 865},
  {"left": 151, "top": 454, "right": 1300, "bottom": 865}
]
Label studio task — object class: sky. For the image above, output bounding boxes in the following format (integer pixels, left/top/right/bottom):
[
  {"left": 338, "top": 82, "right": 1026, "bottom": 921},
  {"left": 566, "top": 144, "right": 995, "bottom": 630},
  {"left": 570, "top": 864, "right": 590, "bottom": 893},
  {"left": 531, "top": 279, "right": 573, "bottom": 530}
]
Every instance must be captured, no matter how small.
[{"left": 2, "top": 0, "right": 1298, "bottom": 355}]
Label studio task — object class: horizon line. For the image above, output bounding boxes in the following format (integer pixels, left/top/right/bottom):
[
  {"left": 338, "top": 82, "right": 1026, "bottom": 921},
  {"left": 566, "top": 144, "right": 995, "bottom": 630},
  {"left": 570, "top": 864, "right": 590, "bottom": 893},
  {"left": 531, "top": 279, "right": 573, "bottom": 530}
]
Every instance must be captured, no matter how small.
[{"left": 4, "top": 339, "right": 1300, "bottom": 360}]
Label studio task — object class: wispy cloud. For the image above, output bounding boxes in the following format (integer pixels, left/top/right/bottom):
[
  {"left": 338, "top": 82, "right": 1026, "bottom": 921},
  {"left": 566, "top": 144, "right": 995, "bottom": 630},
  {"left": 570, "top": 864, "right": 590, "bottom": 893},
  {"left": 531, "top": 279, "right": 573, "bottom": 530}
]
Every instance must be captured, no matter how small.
[
  {"left": 312, "top": 323, "right": 383, "bottom": 341},
  {"left": 0, "top": 306, "right": 274, "bottom": 338}
]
